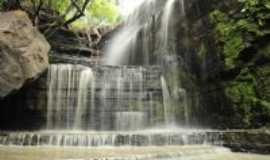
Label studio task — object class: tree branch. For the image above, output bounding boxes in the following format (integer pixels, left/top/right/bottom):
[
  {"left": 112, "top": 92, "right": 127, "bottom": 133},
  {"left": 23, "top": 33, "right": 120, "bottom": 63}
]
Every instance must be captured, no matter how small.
[
  {"left": 31, "top": 0, "right": 44, "bottom": 26},
  {"left": 63, "top": 0, "right": 91, "bottom": 27}
]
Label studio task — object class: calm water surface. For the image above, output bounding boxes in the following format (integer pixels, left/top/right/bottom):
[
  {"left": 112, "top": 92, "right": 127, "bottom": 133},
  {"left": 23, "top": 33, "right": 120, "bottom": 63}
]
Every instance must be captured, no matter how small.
[{"left": 0, "top": 145, "right": 269, "bottom": 160}]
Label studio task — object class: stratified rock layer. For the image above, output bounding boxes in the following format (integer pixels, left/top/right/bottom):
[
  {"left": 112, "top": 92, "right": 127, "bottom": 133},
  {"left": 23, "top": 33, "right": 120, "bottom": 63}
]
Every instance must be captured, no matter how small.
[{"left": 0, "top": 11, "right": 50, "bottom": 98}]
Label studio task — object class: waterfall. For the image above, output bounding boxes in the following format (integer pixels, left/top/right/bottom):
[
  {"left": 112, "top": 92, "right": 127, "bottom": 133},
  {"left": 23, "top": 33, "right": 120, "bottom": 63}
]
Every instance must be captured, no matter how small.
[
  {"left": 179, "top": 88, "right": 189, "bottom": 125},
  {"left": 90, "top": 74, "right": 96, "bottom": 128},
  {"left": 160, "top": 0, "right": 176, "bottom": 48},
  {"left": 0, "top": 2, "right": 245, "bottom": 159},
  {"left": 46, "top": 64, "right": 96, "bottom": 130},
  {"left": 104, "top": 0, "right": 156, "bottom": 65},
  {"left": 178, "top": 0, "right": 185, "bottom": 16},
  {"left": 160, "top": 0, "right": 190, "bottom": 126},
  {"left": 161, "top": 76, "right": 174, "bottom": 125},
  {"left": 1, "top": 1, "right": 260, "bottom": 159},
  {"left": 104, "top": 0, "right": 182, "bottom": 65},
  {"left": 44, "top": 0, "right": 190, "bottom": 130},
  {"left": 46, "top": 64, "right": 162, "bottom": 130},
  {"left": 46, "top": 65, "right": 55, "bottom": 129},
  {"left": 102, "top": 0, "right": 189, "bottom": 127},
  {"left": 99, "top": 75, "right": 111, "bottom": 130},
  {"left": 47, "top": 64, "right": 77, "bottom": 129},
  {"left": 115, "top": 112, "right": 146, "bottom": 130},
  {"left": 74, "top": 69, "right": 94, "bottom": 129}
]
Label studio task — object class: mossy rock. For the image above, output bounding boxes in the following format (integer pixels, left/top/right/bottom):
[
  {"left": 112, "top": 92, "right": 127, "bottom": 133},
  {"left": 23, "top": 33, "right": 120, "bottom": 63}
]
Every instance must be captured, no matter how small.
[
  {"left": 254, "top": 65, "right": 270, "bottom": 101},
  {"left": 258, "top": 42, "right": 270, "bottom": 60}
]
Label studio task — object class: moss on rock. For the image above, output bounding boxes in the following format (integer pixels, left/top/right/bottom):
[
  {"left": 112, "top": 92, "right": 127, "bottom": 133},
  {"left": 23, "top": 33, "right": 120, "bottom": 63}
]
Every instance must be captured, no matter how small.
[{"left": 209, "top": 0, "right": 270, "bottom": 128}]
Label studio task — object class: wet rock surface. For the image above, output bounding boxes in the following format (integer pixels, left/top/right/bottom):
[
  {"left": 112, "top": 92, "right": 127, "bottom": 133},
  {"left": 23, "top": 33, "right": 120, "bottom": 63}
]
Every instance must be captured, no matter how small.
[{"left": 220, "top": 130, "right": 270, "bottom": 154}]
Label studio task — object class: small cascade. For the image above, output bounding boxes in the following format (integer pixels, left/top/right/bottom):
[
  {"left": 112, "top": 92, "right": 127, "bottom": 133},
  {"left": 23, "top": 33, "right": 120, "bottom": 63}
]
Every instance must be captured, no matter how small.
[{"left": 0, "top": 130, "right": 224, "bottom": 147}]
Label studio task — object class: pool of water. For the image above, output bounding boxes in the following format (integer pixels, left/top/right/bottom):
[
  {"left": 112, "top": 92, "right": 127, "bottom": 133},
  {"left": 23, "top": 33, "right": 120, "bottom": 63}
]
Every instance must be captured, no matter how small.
[{"left": 0, "top": 145, "right": 269, "bottom": 160}]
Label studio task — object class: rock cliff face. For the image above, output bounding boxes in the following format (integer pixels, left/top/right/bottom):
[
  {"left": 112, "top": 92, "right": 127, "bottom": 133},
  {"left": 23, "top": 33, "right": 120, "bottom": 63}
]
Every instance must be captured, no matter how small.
[
  {"left": 0, "top": 11, "right": 50, "bottom": 98},
  {"left": 181, "top": 0, "right": 270, "bottom": 128},
  {"left": 177, "top": 0, "right": 236, "bottom": 127}
]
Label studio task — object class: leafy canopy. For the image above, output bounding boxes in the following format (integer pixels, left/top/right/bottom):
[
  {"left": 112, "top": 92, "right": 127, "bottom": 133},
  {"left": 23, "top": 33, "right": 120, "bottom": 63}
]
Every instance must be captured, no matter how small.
[
  {"left": 210, "top": 0, "right": 270, "bottom": 128},
  {"left": 0, "top": 0, "right": 120, "bottom": 28},
  {"left": 210, "top": 0, "right": 270, "bottom": 69},
  {"left": 72, "top": 0, "right": 120, "bottom": 28}
]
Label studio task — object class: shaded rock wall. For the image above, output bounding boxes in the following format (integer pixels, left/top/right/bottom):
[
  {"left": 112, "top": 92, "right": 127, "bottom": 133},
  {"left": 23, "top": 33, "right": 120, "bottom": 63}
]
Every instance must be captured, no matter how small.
[
  {"left": 181, "top": 0, "right": 270, "bottom": 128},
  {"left": 170, "top": 0, "right": 224, "bottom": 127},
  {"left": 177, "top": 0, "right": 234, "bottom": 127}
]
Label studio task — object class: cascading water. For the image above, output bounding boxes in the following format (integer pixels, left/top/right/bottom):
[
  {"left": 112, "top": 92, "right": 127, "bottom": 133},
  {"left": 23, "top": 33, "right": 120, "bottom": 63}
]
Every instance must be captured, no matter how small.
[
  {"left": 104, "top": 0, "right": 158, "bottom": 65},
  {"left": 74, "top": 69, "right": 94, "bottom": 129},
  {"left": 46, "top": 64, "right": 78, "bottom": 129},
  {"left": 0, "top": 1, "right": 254, "bottom": 160},
  {"left": 45, "top": 63, "right": 164, "bottom": 131},
  {"left": 104, "top": 0, "right": 188, "bottom": 126},
  {"left": 0, "top": 0, "right": 190, "bottom": 140},
  {"left": 160, "top": 0, "right": 176, "bottom": 48},
  {"left": 161, "top": 76, "right": 175, "bottom": 125},
  {"left": 180, "top": 0, "right": 185, "bottom": 16},
  {"left": 115, "top": 112, "right": 146, "bottom": 130},
  {"left": 0, "top": 129, "right": 224, "bottom": 147}
]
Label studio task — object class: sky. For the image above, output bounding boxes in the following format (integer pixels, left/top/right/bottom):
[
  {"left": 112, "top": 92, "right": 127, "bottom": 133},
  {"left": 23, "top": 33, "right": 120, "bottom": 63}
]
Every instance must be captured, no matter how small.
[{"left": 117, "top": 0, "right": 146, "bottom": 16}]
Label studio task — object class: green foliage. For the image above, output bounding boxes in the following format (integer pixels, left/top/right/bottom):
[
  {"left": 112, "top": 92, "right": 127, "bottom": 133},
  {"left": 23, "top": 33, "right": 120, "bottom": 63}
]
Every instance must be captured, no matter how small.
[
  {"left": 21, "top": 0, "right": 71, "bottom": 13},
  {"left": 258, "top": 42, "right": 270, "bottom": 59},
  {"left": 0, "top": 0, "right": 3, "bottom": 10},
  {"left": 210, "top": 0, "right": 270, "bottom": 128},
  {"left": 17, "top": 0, "right": 120, "bottom": 28},
  {"left": 52, "top": 0, "right": 72, "bottom": 15},
  {"left": 198, "top": 43, "right": 207, "bottom": 60},
  {"left": 224, "top": 68, "right": 270, "bottom": 128},
  {"left": 72, "top": 0, "right": 120, "bottom": 29},
  {"left": 88, "top": 0, "right": 119, "bottom": 24},
  {"left": 224, "top": 35, "right": 245, "bottom": 68},
  {"left": 210, "top": 0, "right": 270, "bottom": 70},
  {"left": 210, "top": 10, "right": 243, "bottom": 69}
]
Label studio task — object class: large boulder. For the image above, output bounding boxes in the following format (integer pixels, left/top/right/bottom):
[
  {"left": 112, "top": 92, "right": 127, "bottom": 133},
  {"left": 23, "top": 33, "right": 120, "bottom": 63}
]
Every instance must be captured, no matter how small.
[{"left": 0, "top": 11, "right": 50, "bottom": 98}]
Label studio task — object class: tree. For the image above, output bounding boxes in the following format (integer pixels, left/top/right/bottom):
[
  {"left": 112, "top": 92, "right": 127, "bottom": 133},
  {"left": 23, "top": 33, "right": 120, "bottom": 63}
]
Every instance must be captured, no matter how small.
[{"left": 0, "top": 0, "right": 119, "bottom": 31}]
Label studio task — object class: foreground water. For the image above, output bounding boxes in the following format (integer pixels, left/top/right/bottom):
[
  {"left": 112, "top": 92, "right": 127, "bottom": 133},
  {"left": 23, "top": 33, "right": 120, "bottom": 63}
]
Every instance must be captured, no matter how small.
[{"left": 0, "top": 145, "right": 269, "bottom": 160}]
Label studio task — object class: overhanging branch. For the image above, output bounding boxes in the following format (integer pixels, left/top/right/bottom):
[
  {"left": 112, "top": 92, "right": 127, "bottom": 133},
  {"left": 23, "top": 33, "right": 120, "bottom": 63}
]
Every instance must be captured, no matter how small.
[{"left": 63, "top": 0, "right": 91, "bottom": 27}]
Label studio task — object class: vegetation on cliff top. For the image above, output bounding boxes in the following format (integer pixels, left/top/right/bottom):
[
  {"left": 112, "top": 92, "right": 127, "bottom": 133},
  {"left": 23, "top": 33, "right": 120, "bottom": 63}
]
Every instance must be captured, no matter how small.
[
  {"left": 0, "top": 0, "right": 120, "bottom": 29},
  {"left": 210, "top": 0, "right": 270, "bottom": 128}
]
